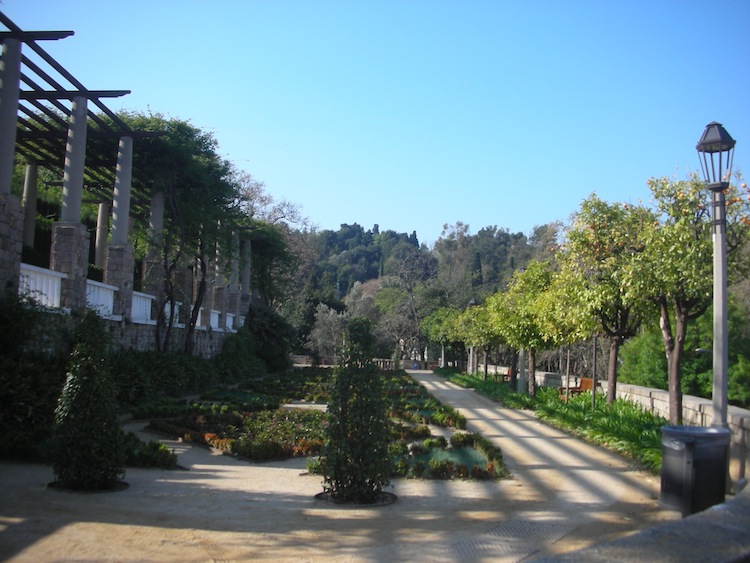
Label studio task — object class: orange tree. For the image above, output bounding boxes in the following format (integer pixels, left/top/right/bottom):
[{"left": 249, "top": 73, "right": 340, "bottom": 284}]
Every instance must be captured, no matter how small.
[
  {"left": 629, "top": 173, "right": 750, "bottom": 424},
  {"left": 454, "top": 303, "right": 502, "bottom": 380},
  {"left": 556, "top": 195, "right": 655, "bottom": 403},
  {"left": 486, "top": 261, "right": 554, "bottom": 397}
]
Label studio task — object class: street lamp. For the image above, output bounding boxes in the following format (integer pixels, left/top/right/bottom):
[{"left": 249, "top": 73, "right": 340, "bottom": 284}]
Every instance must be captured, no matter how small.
[
  {"left": 696, "top": 121, "right": 735, "bottom": 429},
  {"left": 467, "top": 298, "right": 477, "bottom": 374}
]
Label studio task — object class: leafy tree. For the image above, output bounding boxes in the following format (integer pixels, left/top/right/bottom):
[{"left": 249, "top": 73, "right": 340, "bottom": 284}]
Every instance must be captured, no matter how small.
[
  {"left": 320, "top": 318, "right": 391, "bottom": 503},
  {"left": 529, "top": 222, "right": 563, "bottom": 262},
  {"left": 454, "top": 303, "right": 501, "bottom": 380},
  {"left": 422, "top": 307, "right": 461, "bottom": 368},
  {"left": 242, "top": 302, "right": 295, "bottom": 373},
  {"left": 432, "top": 222, "right": 475, "bottom": 307},
  {"left": 630, "top": 174, "right": 750, "bottom": 423},
  {"left": 121, "top": 112, "right": 242, "bottom": 355},
  {"left": 620, "top": 297, "right": 750, "bottom": 409},
  {"left": 487, "top": 261, "right": 554, "bottom": 396},
  {"left": 307, "top": 303, "right": 348, "bottom": 359},
  {"left": 390, "top": 244, "right": 436, "bottom": 363},
  {"left": 559, "top": 195, "right": 654, "bottom": 403},
  {"left": 245, "top": 220, "right": 295, "bottom": 307}
]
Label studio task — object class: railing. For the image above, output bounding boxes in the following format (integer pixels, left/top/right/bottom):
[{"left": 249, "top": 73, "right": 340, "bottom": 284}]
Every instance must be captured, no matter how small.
[
  {"left": 86, "top": 279, "right": 120, "bottom": 320},
  {"left": 131, "top": 291, "right": 156, "bottom": 324},
  {"left": 17, "top": 264, "right": 240, "bottom": 333},
  {"left": 210, "top": 309, "right": 221, "bottom": 330},
  {"left": 195, "top": 307, "right": 205, "bottom": 330},
  {"left": 19, "top": 263, "right": 66, "bottom": 309},
  {"left": 164, "top": 301, "right": 184, "bottom": 328}
]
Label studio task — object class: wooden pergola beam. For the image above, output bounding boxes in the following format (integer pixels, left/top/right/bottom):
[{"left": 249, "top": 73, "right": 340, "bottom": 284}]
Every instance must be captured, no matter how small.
[{"left": 20, "top": 90, "right": 131, "bottom": 100}]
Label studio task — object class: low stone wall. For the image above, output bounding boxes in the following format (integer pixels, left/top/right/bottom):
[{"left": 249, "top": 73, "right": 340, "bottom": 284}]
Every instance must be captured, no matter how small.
[
  {"left": 526, "top": 371, "right": 750, "bottom": 483},
  {"left": 105, "top": 318, "right": 228, "bottom": 358},
  {"left": 529, "top": 371, "right": 750, "bottom": 453},
  {"left": 598, "top": 380, "right": 750, "bottom": 455}
]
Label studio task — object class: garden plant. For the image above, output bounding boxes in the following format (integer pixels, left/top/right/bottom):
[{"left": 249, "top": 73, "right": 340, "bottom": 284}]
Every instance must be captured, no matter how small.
[
  {"left": 319, "top": 318, "right": 392, "bottom": 503},
  {"left": 51, "top": 311, "right": 126, "bottom": 491}
]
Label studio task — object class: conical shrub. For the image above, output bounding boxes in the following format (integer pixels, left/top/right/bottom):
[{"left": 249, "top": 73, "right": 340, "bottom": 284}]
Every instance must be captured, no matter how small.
[
  {"left": 52, "top": 310, "right": 125, "bottom": 490},
  {"left": 320, "top": 318, "right": 391, "bottom": 503}
]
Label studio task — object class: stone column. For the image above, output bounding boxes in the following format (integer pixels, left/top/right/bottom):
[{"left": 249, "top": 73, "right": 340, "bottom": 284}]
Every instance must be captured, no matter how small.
[
  {"left": 105, "top": 136, "right": 135, "bottom": 319},
  {"left": 60, "top": 96, "right": 87, "bottom": 223},
  {"left": 53, "top": 96, "right": 89, "bottom": 311},
  {"left": 225, "top": 231, "right": 240, "bottom": 328},
  {"left": 95, "top": 201, "right": 109, "bottom": 267},
  {"left": 0, "top": 38, "right": 21, "bottom": 195},
  {"left": 210, "top": 234, "right": 226, "bottom": 330},
  {"left": 21, "top": 163, "right": 38, "bottom": 248},
  {"left": 239, "top": 236, "right": 251, "bottom": 312},
  {"left": 111, "top": 136, "right": 132, "bottom": 245},
  {"left": 105, "top": 243, "right": 133, "bottom": 319},
  {"left": 0, "top": 192, "right": 23, "bottom": 292},
  {"left": 141, "top": 189, "right": 164, "bottom": 295},
  {"left": 0, "top": 39, "right": 23, "bottom": 290},
  {"left": 51, "top": 222, "right": 89, "bottom": 311}
]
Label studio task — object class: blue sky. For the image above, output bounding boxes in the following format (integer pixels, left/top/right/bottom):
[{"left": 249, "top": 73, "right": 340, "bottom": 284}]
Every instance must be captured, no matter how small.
[{"left": 3, "top": 0, "right": 749, "bottom": 246}]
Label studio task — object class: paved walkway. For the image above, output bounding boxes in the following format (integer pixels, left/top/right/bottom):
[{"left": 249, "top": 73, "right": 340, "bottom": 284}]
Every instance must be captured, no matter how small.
[{"left": 0, "top": 370, "right": 683, "bottom": 562}]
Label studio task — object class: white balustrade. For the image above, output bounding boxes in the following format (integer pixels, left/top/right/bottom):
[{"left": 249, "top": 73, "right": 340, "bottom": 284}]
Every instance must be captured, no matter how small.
[
  {"left": 18, "top": 263, "right": 66, "bottom": 308},
  {"left": 164, "top": 301, "right": 184, "bottom": 327},
  {"left": 131, "top": 291, "right": 156, "bottom": 324},
  {"left": 85, "top": 279, "right": 120, "bottom": 320},
  {"left": 210, "top": 309, "right": 222, "bottom": 331}
]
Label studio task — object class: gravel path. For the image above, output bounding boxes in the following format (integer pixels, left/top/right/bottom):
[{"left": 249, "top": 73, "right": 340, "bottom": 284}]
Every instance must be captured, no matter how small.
[{"left": 0, "top": 371, "right": 680, "bottom": 562}]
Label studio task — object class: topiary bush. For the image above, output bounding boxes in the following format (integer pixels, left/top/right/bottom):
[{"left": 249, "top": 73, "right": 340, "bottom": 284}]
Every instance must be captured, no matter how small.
[
  {"left": 51, "top": 311, "right": 126, "bottom": 490},
  {"left": 320, "top": 318, "right": 391, "bottom": 503}
]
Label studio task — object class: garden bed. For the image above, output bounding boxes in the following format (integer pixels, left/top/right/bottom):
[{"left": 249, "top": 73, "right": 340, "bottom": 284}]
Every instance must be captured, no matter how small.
[{"left": 143, "top": 368, "right": 506, "bottom": 479}]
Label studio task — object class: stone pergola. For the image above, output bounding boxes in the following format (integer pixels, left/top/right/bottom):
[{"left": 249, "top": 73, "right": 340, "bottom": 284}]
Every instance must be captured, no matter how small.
[{"left": 0, "top": 12, "right": 248, "bottom": 351}]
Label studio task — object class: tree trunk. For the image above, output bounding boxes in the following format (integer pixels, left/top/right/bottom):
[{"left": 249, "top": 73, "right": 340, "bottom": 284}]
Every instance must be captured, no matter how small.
[
  {"left": 658, "top": 299, "right": 687, "bottom": 425},
  {"left": 669, "top": 307, "right": 689, "bottom": 425},
  {"left": 483, "top": 347, "right": 489, "bottom": 381},
  {"left": 185, "top": 253, "right": 207, "bottom": 356},
  {"left": 607, "top": 336, "right": 621, "bottom": 404},
  {"left": 509, "top": 350, "right": 518, "bottom": 389},
  {"left": 528, "top": 348, "right": 536, "bottom": 397}
]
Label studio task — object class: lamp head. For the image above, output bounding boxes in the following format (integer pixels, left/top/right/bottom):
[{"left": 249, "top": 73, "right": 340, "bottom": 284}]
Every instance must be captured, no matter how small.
[{"left": 696, "top": 121, "right": 735, "bottom": 187}]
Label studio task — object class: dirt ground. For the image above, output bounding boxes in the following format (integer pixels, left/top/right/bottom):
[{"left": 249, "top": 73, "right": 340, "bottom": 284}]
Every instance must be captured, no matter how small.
[
  {"left": 0, "top": 447, "right": 677, "bottom": 562},
  {"left": 0, "top": 372, "right": 690, "bottom": 562}
]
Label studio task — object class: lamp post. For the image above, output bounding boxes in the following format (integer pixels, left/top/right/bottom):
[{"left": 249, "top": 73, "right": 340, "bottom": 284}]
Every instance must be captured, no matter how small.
[
  {"left": 467, "top": 298, "right": 477, "bottom": 374},
  {"left": 696, "top": 121, "right": 735, "bottom": 429}
]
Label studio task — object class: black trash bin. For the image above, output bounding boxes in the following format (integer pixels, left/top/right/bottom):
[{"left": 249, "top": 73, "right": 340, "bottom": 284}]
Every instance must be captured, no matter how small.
[{"left": 660, "top": 425, "right": 731, "bottom": 516}]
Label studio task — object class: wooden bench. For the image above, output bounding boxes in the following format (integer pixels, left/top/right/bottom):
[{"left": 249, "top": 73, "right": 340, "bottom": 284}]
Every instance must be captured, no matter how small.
[{"left": 559, "top": 377, "right": 594, "bottom": 400}]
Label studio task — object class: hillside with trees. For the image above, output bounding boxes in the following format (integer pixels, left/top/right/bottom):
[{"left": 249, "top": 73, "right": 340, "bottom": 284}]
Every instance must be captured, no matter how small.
[{"left": 11, "top": 107, "right": 750, "bottom": 424}]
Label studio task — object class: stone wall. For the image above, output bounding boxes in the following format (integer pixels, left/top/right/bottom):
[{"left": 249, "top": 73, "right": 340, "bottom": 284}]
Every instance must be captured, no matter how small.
[
  {"left": 597, "top": 380, "right": 750, "bottom": 455},
  {"left": 0, "top": 193, "right": 22, "bottom": 292},
  {"left": 530, "top": 370, "right": 750, "bottom": 482},
  {"left": 106, "top": 319, "right": 227, "bottom": 358}
]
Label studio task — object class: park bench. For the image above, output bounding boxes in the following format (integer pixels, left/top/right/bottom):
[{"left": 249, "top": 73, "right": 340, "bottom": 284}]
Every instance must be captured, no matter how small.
[{"left": 559, "top": 377, "right": 594, "bottom": 400}]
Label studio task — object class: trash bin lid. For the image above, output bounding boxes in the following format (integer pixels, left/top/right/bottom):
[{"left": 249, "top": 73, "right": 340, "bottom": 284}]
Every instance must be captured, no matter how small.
[{"left": 661, "top": 425, "right": 731, "bottom": 443}]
